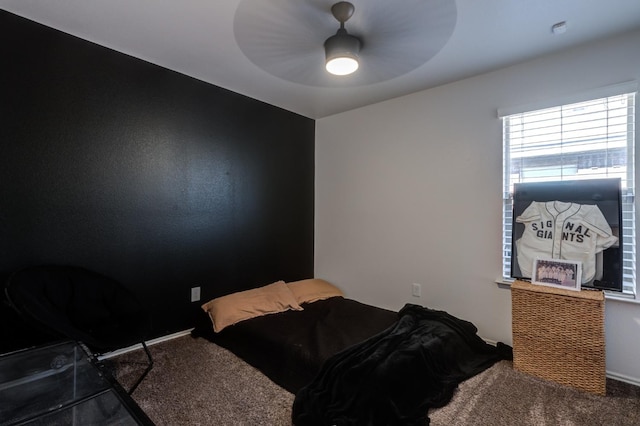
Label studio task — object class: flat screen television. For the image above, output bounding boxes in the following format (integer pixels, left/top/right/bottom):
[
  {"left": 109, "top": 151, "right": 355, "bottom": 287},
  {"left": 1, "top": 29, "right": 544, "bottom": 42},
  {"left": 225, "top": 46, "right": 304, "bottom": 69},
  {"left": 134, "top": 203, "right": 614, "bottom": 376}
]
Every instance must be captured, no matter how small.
[{"left": 511, "top": 178, "right": 623, "bottom": 292}]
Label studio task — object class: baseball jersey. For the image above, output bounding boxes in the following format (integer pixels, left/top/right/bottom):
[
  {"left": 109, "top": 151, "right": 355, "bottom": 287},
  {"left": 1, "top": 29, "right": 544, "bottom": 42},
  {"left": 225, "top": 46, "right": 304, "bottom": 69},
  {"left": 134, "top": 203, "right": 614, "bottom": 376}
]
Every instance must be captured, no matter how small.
[{"left": 515, "top": 201, "right": 618, "bottom": 283}]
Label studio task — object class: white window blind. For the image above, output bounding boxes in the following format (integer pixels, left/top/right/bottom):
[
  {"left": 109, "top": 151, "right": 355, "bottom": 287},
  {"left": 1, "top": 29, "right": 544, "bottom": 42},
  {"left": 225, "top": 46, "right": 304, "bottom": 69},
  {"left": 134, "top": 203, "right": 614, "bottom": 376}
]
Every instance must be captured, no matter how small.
[{"left": 502, "top": 91, "right": 636, "bottom": 295}]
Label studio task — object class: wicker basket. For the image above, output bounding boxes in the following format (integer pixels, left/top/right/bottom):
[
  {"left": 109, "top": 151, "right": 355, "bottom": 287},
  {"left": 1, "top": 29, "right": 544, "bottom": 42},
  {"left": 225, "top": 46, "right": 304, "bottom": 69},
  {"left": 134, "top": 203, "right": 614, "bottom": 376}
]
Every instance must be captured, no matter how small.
[{"left": 511, "top": 280, "right": 606, "bottom": 395}]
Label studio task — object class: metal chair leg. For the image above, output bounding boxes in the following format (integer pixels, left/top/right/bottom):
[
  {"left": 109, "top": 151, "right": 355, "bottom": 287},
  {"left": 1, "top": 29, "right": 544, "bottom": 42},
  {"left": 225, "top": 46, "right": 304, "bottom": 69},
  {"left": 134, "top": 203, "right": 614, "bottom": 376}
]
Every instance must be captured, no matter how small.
[{"left": 127, "top": 341, "right": 153, "bottom": 395}]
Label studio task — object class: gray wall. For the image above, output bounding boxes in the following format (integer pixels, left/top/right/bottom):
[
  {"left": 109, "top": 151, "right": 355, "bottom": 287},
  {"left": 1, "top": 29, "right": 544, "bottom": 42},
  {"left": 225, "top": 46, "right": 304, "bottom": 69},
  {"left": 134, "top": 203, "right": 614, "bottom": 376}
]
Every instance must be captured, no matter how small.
[{"left": 316, "top": 29, "right": 640, "bottom": 384}]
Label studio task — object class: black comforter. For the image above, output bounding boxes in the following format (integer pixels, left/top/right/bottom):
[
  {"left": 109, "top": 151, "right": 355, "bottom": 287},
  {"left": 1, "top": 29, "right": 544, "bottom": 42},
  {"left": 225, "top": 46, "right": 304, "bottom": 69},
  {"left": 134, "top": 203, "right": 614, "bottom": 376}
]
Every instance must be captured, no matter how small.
[{"left": 292, "top": 304, "right": 512, "bottom": 426}]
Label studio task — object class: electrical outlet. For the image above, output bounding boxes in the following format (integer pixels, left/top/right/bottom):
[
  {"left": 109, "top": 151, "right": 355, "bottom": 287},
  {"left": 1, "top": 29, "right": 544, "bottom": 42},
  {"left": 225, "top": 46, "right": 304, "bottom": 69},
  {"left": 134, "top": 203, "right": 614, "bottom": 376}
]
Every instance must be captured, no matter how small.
[
  {"left": 411, "top": 283, "right": 421, "bottom": 298},
  {"left": 191, "top": 286, "right": 201, "bottom": 302}
]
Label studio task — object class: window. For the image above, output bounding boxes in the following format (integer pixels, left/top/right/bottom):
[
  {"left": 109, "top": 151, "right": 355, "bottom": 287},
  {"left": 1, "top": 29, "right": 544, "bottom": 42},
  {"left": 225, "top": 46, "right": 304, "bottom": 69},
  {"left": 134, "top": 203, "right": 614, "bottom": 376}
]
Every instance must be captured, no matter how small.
[{"left": 501, "top": 89, "right": 636, "bottom": 295}]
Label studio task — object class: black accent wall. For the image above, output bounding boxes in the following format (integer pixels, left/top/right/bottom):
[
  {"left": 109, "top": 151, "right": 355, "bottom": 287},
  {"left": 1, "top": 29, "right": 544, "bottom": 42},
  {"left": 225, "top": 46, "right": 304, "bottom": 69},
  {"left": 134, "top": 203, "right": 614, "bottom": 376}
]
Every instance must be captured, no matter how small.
[{"left": 0, "top": 10, "right": 315, "bottom": 349}]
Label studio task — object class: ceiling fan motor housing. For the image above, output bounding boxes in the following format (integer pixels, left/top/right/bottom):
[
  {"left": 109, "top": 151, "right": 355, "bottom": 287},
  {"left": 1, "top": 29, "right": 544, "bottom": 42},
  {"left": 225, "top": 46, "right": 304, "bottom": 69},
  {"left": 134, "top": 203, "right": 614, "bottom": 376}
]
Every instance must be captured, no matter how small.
[{"left": 324, "top": 28, "right": 361, "bottom": 63}]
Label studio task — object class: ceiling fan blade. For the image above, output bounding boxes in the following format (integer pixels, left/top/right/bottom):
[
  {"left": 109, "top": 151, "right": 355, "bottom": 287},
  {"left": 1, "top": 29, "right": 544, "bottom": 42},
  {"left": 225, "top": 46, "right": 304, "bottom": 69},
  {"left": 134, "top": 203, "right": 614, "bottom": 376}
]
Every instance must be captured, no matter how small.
[{"left": 234, "top": 0, "right": 457, "bottom": 87}]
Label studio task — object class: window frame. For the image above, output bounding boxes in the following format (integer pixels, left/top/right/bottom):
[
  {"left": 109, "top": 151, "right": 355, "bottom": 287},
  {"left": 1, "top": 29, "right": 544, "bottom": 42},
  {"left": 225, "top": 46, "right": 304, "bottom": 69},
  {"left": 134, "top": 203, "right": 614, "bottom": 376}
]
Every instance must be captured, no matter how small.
[{"left": 500, "top": 84, "right": 637, "bottom": 298}]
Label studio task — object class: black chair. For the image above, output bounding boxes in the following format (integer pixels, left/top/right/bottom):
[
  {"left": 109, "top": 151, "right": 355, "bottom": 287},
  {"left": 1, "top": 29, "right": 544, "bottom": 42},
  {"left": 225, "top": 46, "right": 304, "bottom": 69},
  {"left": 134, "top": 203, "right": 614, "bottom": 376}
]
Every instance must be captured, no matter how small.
[{"left": 4, "top": 265, "right": 153, "bottom": 394}]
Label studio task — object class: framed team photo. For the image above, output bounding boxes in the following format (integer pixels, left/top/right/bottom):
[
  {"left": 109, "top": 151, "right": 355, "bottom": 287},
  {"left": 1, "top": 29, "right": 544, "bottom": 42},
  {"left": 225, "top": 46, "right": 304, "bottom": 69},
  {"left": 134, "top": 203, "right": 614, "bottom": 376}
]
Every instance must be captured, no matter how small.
[{"left": 531, "top": 258, "right": 582, "bottom": 291}]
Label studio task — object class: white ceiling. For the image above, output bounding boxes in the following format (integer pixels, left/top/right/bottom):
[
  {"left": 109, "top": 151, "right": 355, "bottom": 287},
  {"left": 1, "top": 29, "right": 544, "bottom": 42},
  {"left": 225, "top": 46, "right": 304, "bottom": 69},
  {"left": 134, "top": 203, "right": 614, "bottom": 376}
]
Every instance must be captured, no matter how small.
[{"left": 2, "top": 0, "right": 640, "bottom": 119}]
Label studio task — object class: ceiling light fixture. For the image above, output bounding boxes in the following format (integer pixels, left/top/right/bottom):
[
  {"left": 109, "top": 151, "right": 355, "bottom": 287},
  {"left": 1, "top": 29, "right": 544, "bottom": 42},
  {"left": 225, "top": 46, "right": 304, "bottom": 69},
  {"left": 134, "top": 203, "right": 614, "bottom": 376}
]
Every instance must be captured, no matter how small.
[{"left": 324, "top": 2, "right": 361, "bottom": 76}]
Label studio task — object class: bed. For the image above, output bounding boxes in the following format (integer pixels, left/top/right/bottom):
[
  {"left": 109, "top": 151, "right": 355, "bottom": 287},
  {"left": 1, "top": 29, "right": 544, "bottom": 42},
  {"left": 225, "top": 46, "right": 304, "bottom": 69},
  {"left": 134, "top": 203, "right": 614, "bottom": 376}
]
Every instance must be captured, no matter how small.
[
  {"left": 192, "top": 279, "right": 512, "bottom": 425},
  {"left": 194, "top": 292, "right": 397, "bottom": 393}
]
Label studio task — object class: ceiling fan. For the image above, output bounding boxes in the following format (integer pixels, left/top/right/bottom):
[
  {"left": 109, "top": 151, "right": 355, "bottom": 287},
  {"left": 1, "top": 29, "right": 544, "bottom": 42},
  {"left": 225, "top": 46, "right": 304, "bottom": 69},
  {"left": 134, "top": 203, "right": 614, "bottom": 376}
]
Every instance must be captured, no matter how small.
[
  {"left": 234, "top": 0, "right": 457, "bottom": 87},
  {"left": 323, "top": 2, "right": 361, "bottom": 76}
]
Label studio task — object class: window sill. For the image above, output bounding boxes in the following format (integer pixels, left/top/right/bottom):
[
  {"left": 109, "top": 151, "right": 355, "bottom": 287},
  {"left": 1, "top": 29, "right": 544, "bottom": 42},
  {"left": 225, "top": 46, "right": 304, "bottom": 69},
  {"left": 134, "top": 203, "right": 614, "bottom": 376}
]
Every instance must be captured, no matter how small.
[
  {"left": 604, "top": 291, "right": 640, "bottom": 305},
  {"left": 495, "top": 278, "right": 639, "bottom": 304}
]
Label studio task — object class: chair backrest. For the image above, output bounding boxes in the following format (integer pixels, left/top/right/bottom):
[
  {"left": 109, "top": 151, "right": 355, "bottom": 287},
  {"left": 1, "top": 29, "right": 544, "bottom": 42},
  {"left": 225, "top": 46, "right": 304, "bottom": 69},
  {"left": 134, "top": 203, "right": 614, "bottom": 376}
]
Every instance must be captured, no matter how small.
[{"left": 5, "top": 265, "right": 151, "bottom": 353}]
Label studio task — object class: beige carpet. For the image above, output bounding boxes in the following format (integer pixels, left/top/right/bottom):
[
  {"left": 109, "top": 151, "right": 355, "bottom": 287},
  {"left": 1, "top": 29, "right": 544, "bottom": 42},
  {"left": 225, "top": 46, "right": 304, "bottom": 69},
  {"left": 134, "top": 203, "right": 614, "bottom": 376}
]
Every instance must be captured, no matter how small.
[
  {"left": 113, "top": 335, "right": 294, "bottom": 425},
  {"left": 112, "top": 334, "right": 640, "bottom": 425},
  {"left": 430, "top": 360, "right": 640, "bottom": 426}
]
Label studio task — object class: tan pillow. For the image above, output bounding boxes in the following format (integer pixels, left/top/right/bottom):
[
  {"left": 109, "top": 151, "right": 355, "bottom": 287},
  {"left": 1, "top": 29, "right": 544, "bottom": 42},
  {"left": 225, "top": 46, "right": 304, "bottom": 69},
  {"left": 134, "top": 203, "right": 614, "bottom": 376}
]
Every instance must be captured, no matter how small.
[
  {"left": 201, "top": 281, "right": 303, "bottom": 332},
  {"left": 287, "top": 278, "right": 344, "bottom": 305}
]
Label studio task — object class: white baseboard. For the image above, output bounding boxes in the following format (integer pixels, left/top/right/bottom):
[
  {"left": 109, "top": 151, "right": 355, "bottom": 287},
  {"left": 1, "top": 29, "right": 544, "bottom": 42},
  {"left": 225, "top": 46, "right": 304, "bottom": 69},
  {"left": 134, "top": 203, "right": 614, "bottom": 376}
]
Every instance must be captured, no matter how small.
[
  {"left": 99, "top": 328, "right": 193, "bottom": 360},
  {"left": 605, "top": 370, "right": 640, "bottom": 387}
]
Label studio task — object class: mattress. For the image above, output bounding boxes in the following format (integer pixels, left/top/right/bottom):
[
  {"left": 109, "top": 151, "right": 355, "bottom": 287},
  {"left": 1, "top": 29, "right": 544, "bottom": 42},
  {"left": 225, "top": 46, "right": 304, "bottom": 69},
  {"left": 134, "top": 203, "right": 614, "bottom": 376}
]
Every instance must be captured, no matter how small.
[{"left": 193, "top": 297, "right": 398, "bottom": 393}]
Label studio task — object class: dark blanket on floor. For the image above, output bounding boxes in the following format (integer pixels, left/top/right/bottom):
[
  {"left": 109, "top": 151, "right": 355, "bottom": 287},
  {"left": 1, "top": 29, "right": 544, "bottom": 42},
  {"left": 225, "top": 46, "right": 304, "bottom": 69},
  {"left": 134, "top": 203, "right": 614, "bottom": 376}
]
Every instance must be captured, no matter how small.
[{"left": 292, "top": 304, "right": 513, "bottom": 426}]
